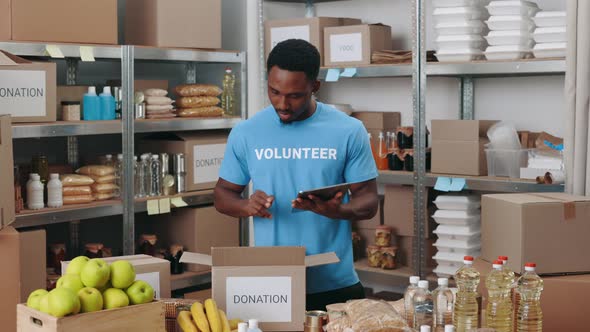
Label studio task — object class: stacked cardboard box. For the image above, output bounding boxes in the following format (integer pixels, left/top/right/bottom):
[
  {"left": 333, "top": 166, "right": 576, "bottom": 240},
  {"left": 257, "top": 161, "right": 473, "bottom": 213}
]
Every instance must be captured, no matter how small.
[
  {"left": 352, "top": 111, "right": 401, "bottom": 140},
  {"left": 324, "top": 24, "right": 393, "bottom": 67}
]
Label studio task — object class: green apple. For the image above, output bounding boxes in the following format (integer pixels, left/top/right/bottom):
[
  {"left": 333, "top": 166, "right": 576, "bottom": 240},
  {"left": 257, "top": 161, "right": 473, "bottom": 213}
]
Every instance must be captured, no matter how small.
[
  {"left": 125, "top": 280, "right": 154, "bottom": 305},
  {"left": 48, "top": 288, "right": 79, "bottom": 318},
  {"left": 77, "top": 287, "right": 103, "bottom": 313},
  {"left": 26, "top": 289, "right": 49, "bottom": 310},
  {"left": 109, "top": 260, "right": 136, "bottom": 289},
  {"left": 97, "top": 280, "right": 112, "bottom": 293},
  {"left": 57, "top": 274, "right": 85, "bottom": 294},
  {"left": 80, "top": 258, "right": 110, "bottom": 288},
  {"left": 102, "top": 288, "right": 129, "bottom": 309},
  {"left": 66, "top": 256, "right": 90, "bottom": 275},
  {"left": 38, "top": 294, "right": 51, "bottom": 314}
]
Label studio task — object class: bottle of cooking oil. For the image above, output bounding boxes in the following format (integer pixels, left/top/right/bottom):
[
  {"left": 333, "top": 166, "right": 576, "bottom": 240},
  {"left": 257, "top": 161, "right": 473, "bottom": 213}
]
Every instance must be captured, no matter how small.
[
  {"left": 516, "top": 263, "right": 543, "bottom": 332},
  {"left": 404, "top": 276, "right": 420, "bottom": 328},
  {"left": 413, "top": 280, "right": 433, "bottom": 329},
  {"left": 433, "top": 278, "right": 454, "bottom": 332},
  {"left": 221, "top": 67, "right": 235, "bottom": 115},
  {"left": 453, "top": 256, "right": 480, "bottom": 332},
  {"left": 498, "top": 255, "right": 517, "bottom": 328},
  {"left": 486, "top": 260, "right": 513, "bottom": 332}
]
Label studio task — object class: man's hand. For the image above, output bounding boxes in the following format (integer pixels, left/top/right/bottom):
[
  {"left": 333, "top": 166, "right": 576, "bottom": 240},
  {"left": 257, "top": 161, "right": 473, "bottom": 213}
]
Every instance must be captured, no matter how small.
[
  {"left": 242, "top": 190, "right": 275, "bottom": 219},
  {"left": 291, "top": 191, "right": 344, "bottom": 220}
]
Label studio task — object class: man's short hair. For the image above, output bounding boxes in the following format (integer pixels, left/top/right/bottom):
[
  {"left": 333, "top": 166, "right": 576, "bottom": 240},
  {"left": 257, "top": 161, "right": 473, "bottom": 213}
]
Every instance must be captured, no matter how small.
[{"left": 267, "top": 39, "right": 320, "bottom": 81}]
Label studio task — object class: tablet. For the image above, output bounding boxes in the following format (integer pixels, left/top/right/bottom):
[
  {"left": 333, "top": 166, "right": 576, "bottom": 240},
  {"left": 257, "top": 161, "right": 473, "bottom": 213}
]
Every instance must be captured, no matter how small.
[{"left": 297, "top": 183, "right": 352, "bottom": 201}]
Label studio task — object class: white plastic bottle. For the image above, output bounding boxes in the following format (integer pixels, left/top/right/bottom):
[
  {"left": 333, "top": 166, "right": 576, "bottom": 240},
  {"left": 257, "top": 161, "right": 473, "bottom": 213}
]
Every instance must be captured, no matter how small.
[
  {"left": 414, "top": 280, "right": 433, "bottom": 329},
  {"left": 404, "top": 275, "right": 420, "bottom": 328},
  {"left": 433, "top": 277, "right": 454, "bottom": 332},
  {"left": 27, "top": 174, "right": 44, "bottom": 210},
  {"left": 421, "top": 326, "right": 431, "bottom": 332},
  {"left": 237, "top": 322, "right": 248, "bottom": 332},
  {"left": 47, "top": 174, "right": 63, "bottom": 208},
  {"left": 104, "top": 154, "right": 114, "bottom": 167},
  {"left": 247, "top": 319, "right": 263, "bottom": 332}
]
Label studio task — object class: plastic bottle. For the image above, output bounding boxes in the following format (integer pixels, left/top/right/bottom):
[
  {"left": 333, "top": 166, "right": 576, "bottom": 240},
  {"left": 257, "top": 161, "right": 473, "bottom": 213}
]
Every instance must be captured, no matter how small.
[
  {"left": 104, "top": 154, "right": 114, "bottom": 167},
  {"left": 404, "top": 275, "right": 421, "bottom": 328},
  {"left": 133, "top": 156, "right": 140, "bottom": 198},
  {"left": 83, "top": 86, "right": 101, "bottom": 121},
  {"left": 453, "top": 255, "right": 480, "bottom": 332},
  {"left": 414, "top": 280, "right": 433, "bottom": 329},
  {"left": 433, "top": 277, "right": 454, "bottom": 332},
  {"left": 27, "top": 174, "right": 44, "bottom": 210},
  {"left": 498, "top": 255, "right": 517, "bottom": 328},
  {"left": 377, "top": 131, "right": 389, "bottom": 170},
  {"left": 150, "top": 154, "right": 162, "bottom": 197},
  {"left": 486, "top": 260, "right": 513, "bottom": 332},
  {"left": 114, "top": 154, "right": 123, "bottom": 198},
  {"left": 46, "top": 173, "right": 63, "bottom": 208},
  {"left": 369, "top": 133, "right": 378, "bottom": 166},
  {"left": 138, "top": 154, "right": 149, "bottom": 198},
  {"left": 237, "top": 322, "right": 248, "bottom": 332},
  {"left": 516, "top": 263, "right": 543, "bottom": 332},
  {"left": 444, "top": 325, "right": 455, "bottom": 332},
  {"left": 420, "top": 326, "right": 431, "bottom": 332},
  {"left": 99, "top": 86, "right": 116, "bottom": 120},
  {"left": 247, "top": 319, "right": 263, "bottom": 332},
  {"left": 221, "top": 67, "right": 236, "bottom": 115}
]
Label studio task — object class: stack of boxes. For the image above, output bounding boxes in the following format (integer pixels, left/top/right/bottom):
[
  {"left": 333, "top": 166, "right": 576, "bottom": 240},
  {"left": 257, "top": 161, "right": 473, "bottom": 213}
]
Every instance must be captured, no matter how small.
[
  {"left": 532, "top": 10, "right": 567, "bottom": 59},
  {"left": 433, "top": 0, "right": 489, "bottom": 62},
  {"left": 432, "top": 194, "right": 481, "bottom": 277},
  {"left": 484, "top": 0, "right": 539, "bottom": 60}
]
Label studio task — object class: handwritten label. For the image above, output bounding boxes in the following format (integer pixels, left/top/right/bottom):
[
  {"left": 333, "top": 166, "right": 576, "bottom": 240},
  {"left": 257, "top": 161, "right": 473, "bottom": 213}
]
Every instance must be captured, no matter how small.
[
  {"left": 147, "top": 200, "right": 159, "bottom": 215},
  {"left": 159, "top": 198, "right": 171, "bottom": 214},
  {"left": 330, "top": 33, "right": 363, "bottom": 63},
  {"left": 270, "top": 25, "right": 310, "bottom": 50}
]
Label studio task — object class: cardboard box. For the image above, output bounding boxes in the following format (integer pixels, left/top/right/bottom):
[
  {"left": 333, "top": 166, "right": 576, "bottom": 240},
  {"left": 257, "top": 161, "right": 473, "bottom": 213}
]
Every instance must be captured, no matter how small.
[
  {"left": 140, "top": 132, "right": 227, "bottom": 192},
  {"left": 542, "top": 274, "right": 590, "bottom": 331},
  {"left": 56, "top": 85, "right": 88, "bottom": 120},
  {"left": 181, "top": 247, "right": 338, "bottom": 331},
  {"left": 11, "top": 0, "right": 117, "bottom": 44},
  {"left": 383, "top": 185, "right": 434, "bottom": 238},
  {"left": 431, "top": 120, "right": 498, "bottom": 176},
  {"left": 352, "top": 111, "right": 401, "bottom": 132},
  {"left": 0, "top": 115, "right": 15, "bottom": 228},
  {"left": 0, "top": 227, "right": 46, "bottom": 332},
  {"left": 154, "top": 206, "right": 239, "bottom": 273},
  {"left": 125, "top": 0, "right": 221, "bottom": 49},
  {"left": 184, "top": 288, "right": 212, "bottom": 301},
  {"left": 62, "top": 254, "right": 171, "bottom": 298},
  {"left": 324, "top": 24, "right": 393, "bottom": 67},
  {"left": 352, "top": 196, "right": 383, "bottom": 230},
  {"left": 265, "top": 17, "right": 361, "bottom": 66},
  {"left": 482, "top": 193, "right": 590, "bottom": 275},
  {"left": 0, "top": 51, "right": 56, "bottom": 123},
  {"left": 0, "top": 0, "right": 9, "bottom": 41}
]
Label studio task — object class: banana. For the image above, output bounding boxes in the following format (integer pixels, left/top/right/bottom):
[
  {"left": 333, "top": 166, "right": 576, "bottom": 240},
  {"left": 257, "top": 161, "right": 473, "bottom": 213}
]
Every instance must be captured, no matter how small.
[
  {"left": 190, "top": 301, "right": 211, "bottom": 332},
  {"left": 177, "top": 311, "right": 199, "bottom": 332},
  {"left": 219, "top": 309, "right": 231, "bottom": 332},
  {"left": 228, "top": 319, "right": 243, "bottom": 330},
  {"left": 205, "top": 299, "right": 222, "bottom": 332}
]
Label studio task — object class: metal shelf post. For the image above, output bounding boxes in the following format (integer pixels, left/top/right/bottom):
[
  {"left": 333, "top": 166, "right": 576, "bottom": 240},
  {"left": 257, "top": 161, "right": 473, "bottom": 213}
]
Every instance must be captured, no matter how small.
[
  {"left": 460, "top": 77, "right": 475, "bottom": 120},
  {"left": 122, "top": 45, "right": 135, "bottom": 255}
]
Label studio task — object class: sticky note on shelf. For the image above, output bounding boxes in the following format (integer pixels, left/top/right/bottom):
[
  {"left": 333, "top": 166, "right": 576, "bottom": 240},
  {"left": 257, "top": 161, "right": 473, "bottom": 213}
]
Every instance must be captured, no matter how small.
[
  {"left": 325, "top": 68, "right": 341, "bottom": 82},
  {"left": 434, "top": 177, "right": 452, "bottom": 192},
  {"left": 170, "top": 197, "right": 188, "bottom": 207},
  {"left": 340, "top": 67, "right": 357, "bottom": 77},
  {"left": 80, "top": 46, "right": 95, "bottom": 62},
  {"left": 159, "top": 198, "right": 171, "bottom": 214},
  {"left": 147, "top": 200, "right": 160, "bottom": 215},
  {"left": 46, "top": 45, "right": 65, "bottom": 58},
  {"left": 449, "top": 178, "right": 467, "bottom": 192}
]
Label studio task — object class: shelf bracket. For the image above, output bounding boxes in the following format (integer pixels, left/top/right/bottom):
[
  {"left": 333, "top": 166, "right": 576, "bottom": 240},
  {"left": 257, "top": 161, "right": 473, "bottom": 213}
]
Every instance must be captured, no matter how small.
[
  {"left": 460, "top": 76, "right": 474, "bottom": 120},
  {"left": 186, "top": 62, "right": 197, "bottom": 84},
  {"left": 66, "top": 58, "right": 78, "bottom": 86},
  {"left": 305, "top": 0, "right": 316, "bottom": 18}
]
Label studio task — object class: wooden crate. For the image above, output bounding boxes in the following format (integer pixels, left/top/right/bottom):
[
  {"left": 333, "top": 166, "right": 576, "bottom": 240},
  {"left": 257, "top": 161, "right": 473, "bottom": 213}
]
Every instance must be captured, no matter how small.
[{"left": 17, "top": 301, "right": 165, "bottom": 332}]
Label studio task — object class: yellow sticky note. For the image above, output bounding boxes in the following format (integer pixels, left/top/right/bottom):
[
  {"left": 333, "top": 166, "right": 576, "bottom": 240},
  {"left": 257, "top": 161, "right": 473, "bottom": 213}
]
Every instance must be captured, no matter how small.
[
  {"left": 46, "top": 45, "right": 65, "bottom": 58},
  {"left": 159, "top": 198, "right": 171, "bottom": 214},
  {"left": 80, "top": 46, "right": 95, "bottom": 62},
  {"left": 147, "top": 200, "right": 160, "bottom": 215},
  {"left": 170, "top": 197, "right": 188, "bottom": 207}
]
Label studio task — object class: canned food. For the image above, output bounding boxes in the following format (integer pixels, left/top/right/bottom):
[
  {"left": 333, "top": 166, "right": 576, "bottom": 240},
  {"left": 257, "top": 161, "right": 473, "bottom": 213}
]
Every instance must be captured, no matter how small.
[{"left": 304, "top": 310, "right": 328, "bottom": 332}]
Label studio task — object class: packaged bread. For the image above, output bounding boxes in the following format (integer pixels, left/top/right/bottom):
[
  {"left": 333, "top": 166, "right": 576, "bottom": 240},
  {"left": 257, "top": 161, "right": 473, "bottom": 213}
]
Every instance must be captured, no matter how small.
[
  {"left": 175, "top": 84, "right": 222, "bottom": 97},
  {"left": 146, "top": 104, "right": 174, "bottom": 112},
  {"left": 144, "top": 88, "right": 168, "bottom": 97},
  {"left": 145, "top": 96, "right": 173, "bottom": 105},
  {"left": 77, "top": 165, "right": 115, "bottom": 177},
  {"left": 94, "top": 192, "right": 116, "bottom": 201},
  {"left": 92, "top": 183, "right": 119, "bottom": 194},
  {"left": 90, "top": 174, "right": 116, "bottom": 184},
  {"left": 60, "top": 174, "right": 95, "bottom": 186},
  {"left": 63, "top": 195, "right": 95, "bottom": 205},
  {"left": 178, "top": 106, "right": 223, "bottom": 118},
  {"left": 176, "top": 96, "right": 220, "bottom": 108},
  {"left": 63, "top": 186, "right": 92, "bottom": 196},
  {"left": 345, "top": 299, "right": 408, "bottom": 332}
]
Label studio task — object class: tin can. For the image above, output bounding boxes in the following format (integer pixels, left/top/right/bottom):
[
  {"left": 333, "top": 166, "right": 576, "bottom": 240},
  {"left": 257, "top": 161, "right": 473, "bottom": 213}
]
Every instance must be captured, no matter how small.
[
  {"left": 304, "top": 310, "right": 328, "bottom": 332},
  {"left": 135, "top": 103, "right": 145, "bottom": 119},
  {"left": 174, "top": 153, "right": 186, "bottom": 193}
]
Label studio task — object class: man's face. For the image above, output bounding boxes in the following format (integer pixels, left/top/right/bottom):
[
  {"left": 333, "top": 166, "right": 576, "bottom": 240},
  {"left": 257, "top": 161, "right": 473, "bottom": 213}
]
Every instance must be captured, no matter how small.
[{"left": 267, "top": 66, "right": 319, "bottom": 123}]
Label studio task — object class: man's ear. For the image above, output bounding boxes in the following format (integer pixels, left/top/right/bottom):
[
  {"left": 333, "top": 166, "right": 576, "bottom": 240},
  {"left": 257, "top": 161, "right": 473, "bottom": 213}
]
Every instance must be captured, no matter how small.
[{"left": 312, "top": 80, "right": 321, "bottom": 94}]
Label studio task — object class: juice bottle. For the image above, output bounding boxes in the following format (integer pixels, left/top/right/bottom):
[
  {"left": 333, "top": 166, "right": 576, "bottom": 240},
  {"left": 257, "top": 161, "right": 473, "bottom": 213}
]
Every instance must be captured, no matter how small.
[
  {"left": 516, "top": 263, "right": 543, "bottom": 332},
  {"left": 486, "top": 260, "right": 513, "bottom": 332},
  {"left": 453, "top": 256, "right": 479, "bottom": 332},
  {"left": 404, "top": 276, "right": 420, "bottom": 328}
]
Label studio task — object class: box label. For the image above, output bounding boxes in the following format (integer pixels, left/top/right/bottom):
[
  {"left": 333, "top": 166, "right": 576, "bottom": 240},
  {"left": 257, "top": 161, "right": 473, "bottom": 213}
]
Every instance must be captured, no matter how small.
[
  {"left": 330, "top": 33, "right": 363, "bottom": 62},
  {"left": 193, "top": 143, "right": 226, "bottom": 184},
  {"left": 0, "top": 70, "right": 46, "bottom": 117},
  {"left": 136, "top": 272, "right": 161, "bottom": 299},
  {"left": 270, "top": 25, "right": 310, "bottom": 50},
  {"left": 226, "top": 276, "right": 292, "bottom": 322}
]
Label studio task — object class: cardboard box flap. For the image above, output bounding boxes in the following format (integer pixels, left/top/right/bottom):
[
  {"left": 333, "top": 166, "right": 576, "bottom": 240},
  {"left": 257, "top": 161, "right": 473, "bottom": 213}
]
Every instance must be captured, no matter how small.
[
  {"left": 305, "top": 252, "right": 339, "bottom": 267},
  {"left": 180, "top": 251, "right": 213, "bottom": 266},
  {"left": 212, "top": 247, "right": 306, "bottom": 267},
  {"left": 432, "top": 120, "right": 498, "bottom": 141},
  {"left": 485, "top": 193, "right": 590, "bottom": 205},
  {"left": 0, "top": 51, "right": 32, "bottom": 66}
]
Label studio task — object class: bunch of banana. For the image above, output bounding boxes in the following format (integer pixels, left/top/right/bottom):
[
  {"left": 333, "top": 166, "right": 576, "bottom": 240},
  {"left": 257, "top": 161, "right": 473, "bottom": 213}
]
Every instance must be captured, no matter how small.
[{"left": 177, "top": 298, "right": 244, "bottom": 332}]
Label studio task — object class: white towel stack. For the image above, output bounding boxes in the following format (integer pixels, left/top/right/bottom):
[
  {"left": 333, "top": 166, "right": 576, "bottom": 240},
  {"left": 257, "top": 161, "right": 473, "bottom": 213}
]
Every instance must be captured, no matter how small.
[{"left": 532, "top": 10, "right": 567, "bottom": 59}]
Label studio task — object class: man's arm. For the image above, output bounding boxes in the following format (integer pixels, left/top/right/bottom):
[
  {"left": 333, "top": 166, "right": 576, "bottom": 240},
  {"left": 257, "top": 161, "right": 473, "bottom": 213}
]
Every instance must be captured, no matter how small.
[{"left": 214, "top": 178, "right": 275, "bottom": 219}]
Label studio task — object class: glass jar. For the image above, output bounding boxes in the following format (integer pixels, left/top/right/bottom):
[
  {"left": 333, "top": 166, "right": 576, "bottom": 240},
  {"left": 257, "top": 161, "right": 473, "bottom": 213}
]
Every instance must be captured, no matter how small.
[
  {"left": 381, "top": 246, "right": 397, "bottom": 270},
  {"left": 61, "top": 101, "right": 81, "bottom": 121},
  {"left": 375, "top": 226, "right": 392, "bottom": 247},
  {"left": 138, "top": 234, "right": 158, "bottom": 257},
  {"left": 397, "top": 126, "right": 414, "bottom": 149},
  {"left": 388, "top": 149, "right": 405, "bottom": 171},
  {"left": 84, "top": 243, "right": 104, "bottom": 258},
  {"left": 404, "top": 150, "right": 414, "bottom": 172},
  {"left": 367, "top": 245, "right": 382, "bottom": 268},
  {"left": 31, "top": 155, "right": 49, "bottom": 185},
  {"left": 48, "top": 243, "right": 66, "bottom": 272}
]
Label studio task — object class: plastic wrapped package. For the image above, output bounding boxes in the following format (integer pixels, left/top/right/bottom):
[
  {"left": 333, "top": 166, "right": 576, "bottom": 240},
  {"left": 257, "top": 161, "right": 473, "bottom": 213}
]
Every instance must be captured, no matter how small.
[
  {"left": 178, "top": 106, "right": 224, "bottom": 118},
  {"left": 326, "top": 315, "right": 351, "bottom": 332},
  {"left": 94, "top": 192, "right": 116, "bottom": 201},
  {"left": 175, "top": 84, "right": 222, "bottom": 97},
  {"left": 144, "top": 88, "right": 168, "bottom": 97},
  {"left": 90, "top": 174, "right": 116, "bottom": 184},
  {"left": 63, "top": 186, "right": 92, "bottom": 196},
  {"left": 60, "top": 174, "right": 95, "bottom": 186},
  {"left": 146, "top": 112, "right": 177, "bottom": 119},
  {"left": 77, "top": 165, "right": 116, "bottom": 176},
  {"left": 145, "top": 96, "right": 173, "bottom": 105},
  {"left": 146, "top": 104, "right": 174, "bottom": 112},
  {"left": 487, "top": 121, "right": 521, "bottom": 150},
  {"left": 345, "top": 299, "right": 409, "bottom": 332},
  {"left": 177, "top": 96, "right": 220, "bottom": 108},
  {"left": 92, "top": 183, "right": 119, "bottom": 193},
  {"left": 63, "top": 195, "right": 95, "bottom": 205},
  {"left": 433, "top": 194, "right": 481, "bottom": 210}
]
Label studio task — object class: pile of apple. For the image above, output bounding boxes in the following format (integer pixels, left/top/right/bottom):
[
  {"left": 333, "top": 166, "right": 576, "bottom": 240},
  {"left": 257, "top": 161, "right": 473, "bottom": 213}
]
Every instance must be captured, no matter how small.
[{"left": 26, "top": 256, "right": 155, "bottom": 317}]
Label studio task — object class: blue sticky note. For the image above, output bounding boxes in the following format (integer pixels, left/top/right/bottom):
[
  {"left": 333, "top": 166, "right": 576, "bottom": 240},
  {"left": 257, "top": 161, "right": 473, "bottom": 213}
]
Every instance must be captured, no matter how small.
[
  {"left": 434, "top": 177, "right": 452, "bottom": 192},
  {"left": 450, "top": 178, "right": 467, "bottom": 192},
  {"left": 340, "top": 67, "right": 357, "bottom": 77},
  {"left": 325, "top": 68, "right": 341, "bottom": 82}
]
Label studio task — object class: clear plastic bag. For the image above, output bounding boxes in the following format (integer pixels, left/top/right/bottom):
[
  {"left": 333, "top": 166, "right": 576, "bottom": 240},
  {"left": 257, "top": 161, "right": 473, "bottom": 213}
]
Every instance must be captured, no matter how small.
[
  {"left": 345, "top": 299, "right": 409, "bottom": 332},
  {"left": 92, "top": 183, "right": 119, "bottom": 193},
  {"left": 487, "top": 121, "right": 521, "bottom": 150},
  {"left": 77, "top": 165, "right": 115, "bottom": 177},
  {"left": 60, "top": 174, "right": 95, "bottom": 186},
  {"left": 177, "top": 96, "right": 220, "bottom": 108},
  {"left": 94, "top": 192, "right": 116, "bottom": 201},
  {"left": 90, "top": 174, "right": 116, "bottom": 184},
  {"left": 144, "top": 88, "right": 168, "bottom": 97},
  {"left": 145, "top": 96, "right": 173, "bottom": 105},
  {"left": 175, "top": 84, "right": 222, "bottom": 97},
  {"left": 178, "top": 106, "right": 224, "bottom": 118},
  {"left": 63, "top": 186, "right": 92, "bottom": 196},
  {"left": 63, "top": 195, "right": 94, "bottom": 205}
]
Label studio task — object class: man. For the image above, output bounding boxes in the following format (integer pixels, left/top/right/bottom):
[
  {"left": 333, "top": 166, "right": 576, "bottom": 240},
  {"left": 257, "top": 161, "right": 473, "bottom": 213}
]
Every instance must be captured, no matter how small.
[{"left": 214, "top": 39, "right": 379, "bottom": 310}]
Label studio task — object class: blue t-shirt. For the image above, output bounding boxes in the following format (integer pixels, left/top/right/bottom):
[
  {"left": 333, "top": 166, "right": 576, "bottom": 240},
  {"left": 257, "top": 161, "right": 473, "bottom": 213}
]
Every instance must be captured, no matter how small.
[{"left": 218, "top": 102, "right": 378, "bottom": 294}]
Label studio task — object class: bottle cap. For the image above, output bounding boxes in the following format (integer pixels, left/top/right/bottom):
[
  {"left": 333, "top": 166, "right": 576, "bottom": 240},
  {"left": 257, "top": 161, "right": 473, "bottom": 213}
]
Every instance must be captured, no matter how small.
[
  {"left": 141, "top": 154, "right": 148, "bottom": 160},
  {"left": 379, "top": 132, "right": 384, "bottom": 138},
  {"left": 444, "top": 325, "right": 455, "bottom": 332},
  {"left": 410, "top": 276, "right": 420, "bottom": 284},
  {"left": 463, "top": 256, "right": 474, "bottom": 264},
  {"left": 50, "top": 173, "right": 59, "bottom": 180},
  {"left": 87, "top": 86, "right": 96, "bottom": 95},
  {"left": 225, "top": 67, "right": 232, "bottom": 73},
  {"left": 237, "top": 322, "right": 248, "bottom": 332},
  {"left": 493, "top": 260, "right": 503, "bottom": 269},
  {"left": 103, "top": 86, "right": 111, "bottom": 95},
  {"left": 438, "top": 277, "right": 448, "bottom": 286},
  {"left": 30, "top": 173, "right": 38, "bottom": 179},
  {"left": 420, "top": 325, "right": 431, "bottom": 332},
  {"left": 152, "top": 155, "right": 159, "bottom": 160},
  {"left": 32, "top": 174, "right": 40, "bottom": 180},
  {"left": 118, "top": 154, "right": 123, "bottom": 160},
  {"left": 525, "top": 262, "right": 536, "bottom": 272},
  {"left": 418, "top": 280, "right": 429, "bottom": 289},
  {"left": 106, "top": 154, "right": 112, "bottom": 159},
  {"left": 498, "top": 255, "right": 508, "bottom": 264},
  {"left": 248, "top": 319, "right": 259, "bottom": 328}
]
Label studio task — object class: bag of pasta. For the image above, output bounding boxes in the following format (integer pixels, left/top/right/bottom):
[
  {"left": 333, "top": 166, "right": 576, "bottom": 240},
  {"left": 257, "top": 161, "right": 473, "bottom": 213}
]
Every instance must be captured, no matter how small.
[
  {"left": 176, "top": 96, "right": 220, "bottom": 108},
  {"left": 345, "top": 299, "right": 409, "bottom": 332},
  {"left": 77, "top": 165, "right": 115, "bottom": 177},
  {"left": 60, "top": 174, "right": 94, "bottom": 186},
  {"left": 63, "top": 195, "right": 95, "bottom": 205},
  {"left": 90, "top": 174, "right": 116, "bottom": 184},
  {"left": 175, "top": 84, "right": 222, "bottom": 97},
  {"left": 177, "top": 106, "right": 223, "bottom": 118},
  {"left": 94, "top": 192, "right": 116, "bottom": 201},
  {"left": 92, "top": 183, "right": 119, "bottom": 194},
  {"left": 63, "top": 186, "right": 92, "bottom": 196}
]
